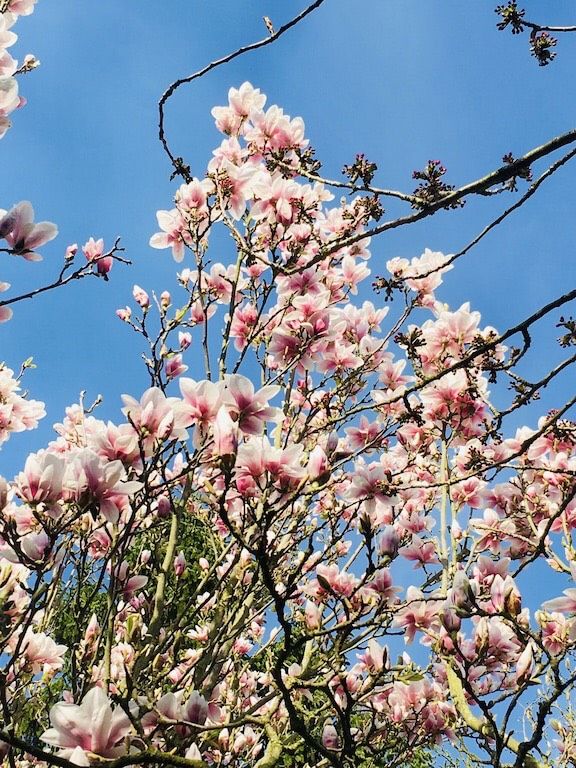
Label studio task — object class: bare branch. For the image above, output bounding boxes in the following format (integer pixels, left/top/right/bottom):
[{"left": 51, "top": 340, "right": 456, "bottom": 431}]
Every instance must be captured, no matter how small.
[{"left": 305, "top": 128, "right": 576, "bottom": 267}]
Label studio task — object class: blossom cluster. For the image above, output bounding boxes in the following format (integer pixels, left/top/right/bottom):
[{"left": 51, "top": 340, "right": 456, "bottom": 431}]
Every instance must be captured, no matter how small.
[
  {"left": 1, "top": 82, "right": 576, "bottom": 768},
  {"left": 0, "top": 0, "right": 37, "bottom": 138}
]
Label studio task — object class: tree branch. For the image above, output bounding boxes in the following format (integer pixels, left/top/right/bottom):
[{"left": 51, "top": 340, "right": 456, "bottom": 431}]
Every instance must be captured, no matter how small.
[
  {"left": 306, "top": 129, "right": 576, "bottom": 266},
  {"left": 158, "top": 0, "right": 327, "bottom": 175}
]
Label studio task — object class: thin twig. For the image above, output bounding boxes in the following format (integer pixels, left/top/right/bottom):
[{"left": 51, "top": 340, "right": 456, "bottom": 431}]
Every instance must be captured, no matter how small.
[
  {"left": 404, "top": 145, "right": 576, "bottom": 281},
  {"left": 522, "top": 20, "right": 576, "bottom": 34},
  {"left": 0, "top": 239, "right": 128, "bottom": 309},
  {"left": 296, "top": 128, "right": 576, "bottom": 270}
]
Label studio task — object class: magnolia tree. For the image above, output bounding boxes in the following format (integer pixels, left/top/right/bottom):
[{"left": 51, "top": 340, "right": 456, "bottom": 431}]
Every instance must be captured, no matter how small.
[{"left": 2, "top": 3, "right": 576, "bottom": 768}]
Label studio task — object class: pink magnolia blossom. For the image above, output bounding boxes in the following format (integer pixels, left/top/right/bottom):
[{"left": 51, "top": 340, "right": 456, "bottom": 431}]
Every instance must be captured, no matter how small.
[
  {"left": 83, "top": 237, "right": 112, "bottom": 277},
  {"left": 386, "top": 249, "right": 453, "bottom": 305},
  {"left": 542, "top": 588, "right": 576, "bottom": 615},
  {"left": 222, "top": 374, "right": 281, "bottom": 435},
  {"left": 0, "top": 76, "right": 19, "bottom": 122},
  {"left": 315, "top": 563, "right": 359, "bottom": 599},
  {"left": 182, "top": 691, "right": 209, "bottom": 725},
  {"left": 0, "top": 52, "right": 17, "bottom": 81},
  {"left": 245, "top": 104, "right": 307, "bottom": 153},
  {"left": 15, "top": 450, "right": 66, "bottom": 505},
  {"left": 393, "top": 587, "right": 441, "bottom": 643},
  {"left": 111, "top": 560, "right": 148, "bottom": 599},
  {"left": 0, "top": 201, "right": 57, "bottom": 260},
  {"left": 0, "top": 365, "right": 45, "bottom": 444},
  {"left": 65, "top": 448, "right": 142, "bottom": 522},
  {"left": 229, "top": 302, "right": 259, "bottom": 350},
  {"left": 536, "top": 611, "right": 576, "bottom": 655},
  {"left": 211, "top": 81, "right": 266, "bottom": 136},
  {"left": 237, "top": 437, "right": 305, "bottom": 492},
  {"left": 20, "top": 529, "right": 50, "bottom": 561},
  {"left": 41, "top": 687, "right": 133, "bottom": 765},
  {"left": 179, "top": 378, "right": 223, "bottom": 445},
  {"left": 165, "top": 354, "right": 188, "bottom": 380},
  {"left": 359, "top": 639, "right": 388, "bottom": 674},
  {"left": 8, "top": 0, "right": 38, "bottom": 14},
  {"left": 212, "top": 159, "right": 259, "bottom": 220},
  {"left": 122, "top": 387, "right": 189, "bottom": 453},
  {"left": 149, "top": 208, "right": 187, "bottom": 262},
  {"left": 175, "top": 178, "right": 212, "bottom": 225},
  {"left": 212, "top": 405, "right": 239, "bottom": 458},
  {"left": 0, "top": 16, "right": 18, "bottom": 50},
  {"left": 89, "top": 420, "right": 142, "bottom": 467},
  {"left": 17, "top": 629, "right": 67, "bottom": 675}
]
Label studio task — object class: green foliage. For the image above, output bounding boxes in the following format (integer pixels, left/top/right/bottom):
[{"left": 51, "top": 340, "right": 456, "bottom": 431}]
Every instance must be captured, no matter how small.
[
  {"left": 51, "top": 577, "right": 108, "bottom": 650},
  {"left": 140, "top": 507, "right": 223, "bottom": 629}
]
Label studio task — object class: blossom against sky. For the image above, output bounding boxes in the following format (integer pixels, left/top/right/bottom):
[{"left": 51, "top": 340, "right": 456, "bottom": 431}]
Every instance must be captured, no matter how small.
[{"left": 1, "top": 0, "right": 575, "bottom": 473}]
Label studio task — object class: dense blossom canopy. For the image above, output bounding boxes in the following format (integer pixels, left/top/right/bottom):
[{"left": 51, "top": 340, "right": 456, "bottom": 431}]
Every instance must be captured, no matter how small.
[{"left": 1, "top": 4, "right": 576, "bottom": 768}]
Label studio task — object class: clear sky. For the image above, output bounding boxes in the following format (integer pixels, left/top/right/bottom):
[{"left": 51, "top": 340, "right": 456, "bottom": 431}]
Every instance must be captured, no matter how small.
[{"left": 2, "top": 0, "right": 576, "bottom": 474}]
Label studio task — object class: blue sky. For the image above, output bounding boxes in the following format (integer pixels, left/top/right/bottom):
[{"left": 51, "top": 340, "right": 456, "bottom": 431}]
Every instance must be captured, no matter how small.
[{"left": 2, "top": 0, "right": 576, "bottom": 473}]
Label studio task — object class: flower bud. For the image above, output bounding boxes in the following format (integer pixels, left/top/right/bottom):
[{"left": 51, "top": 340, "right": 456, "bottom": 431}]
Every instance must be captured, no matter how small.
[
  {"left": 516, "top": 641, "right": 535, "bottom": 684},
  {"left": 116, "top": 307, "right": 131, "bottom": 322},
  {"left": 165, "top": 354, "right": 188, "bottom": 380},
  {"left": 304, "top": 600, "right": 321, "bottom": 630},
  {"left": 23, "top": 54, "right": 40, "bottom": 70},
  {"left": 441, "top": 607, "right": 461, "bottom": 633},
  {"left": 307, "top": 445, "right": 329, "bottom": 481},
  {"left": 179, "top": 331, "right": 192, "bottom": 349},
  {"left": 475, "top": 616, "right": 490, "bottom": 656},
  {"left": 185, "top": 744, "right": 202, "bottom": 761},
  {"left": 174, "top": 551, "right": 187, "bottom": 577},
  {"left": 213, "top": 406, "right": 238, "bottom": 459},
  {"left": 156, "top": 495, "right": 171, "bottom": 518},
  {"left": 322, "top": 722, "right": 341, "bottom": 751},
  {"left": 379, "top": 526, "right": 399, "bottom": 559},
  {"left": 65, "top": 243, "right": 78, "bottom": 260},
  {"left": 132, "top": 284, "right": 150, "bottom": 309},
  {"left": 141, "top": 549, "right": 151, "bottom": 565},
  {"left": 504, "top": 584, "right": 522, "bottom": 617},
  {"left": 450, "top": 570, "right": 475, "bottom": 615}
]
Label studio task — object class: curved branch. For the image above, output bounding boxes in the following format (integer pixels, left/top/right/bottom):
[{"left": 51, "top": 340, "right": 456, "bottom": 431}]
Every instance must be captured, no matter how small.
[
  {"left": 445, "top": 664, "right": 545, "bottom": 768},
  {"left": 158, "top": 1, "right": 327, "bottom": 174}
]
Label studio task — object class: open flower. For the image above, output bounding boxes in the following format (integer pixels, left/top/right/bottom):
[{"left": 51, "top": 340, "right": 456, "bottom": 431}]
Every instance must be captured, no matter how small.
[
  {"left": 0, "top": 201, "right": 57, "bottom": 260},
  {"left": 41, "top": 687, "right": 133, "bottom": 765},
  {"left": 17, "top": 629, "right": 67, "bottom": 675},
  {"left": 83, "top": 237, "right": 112, "bottom": 277}
]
